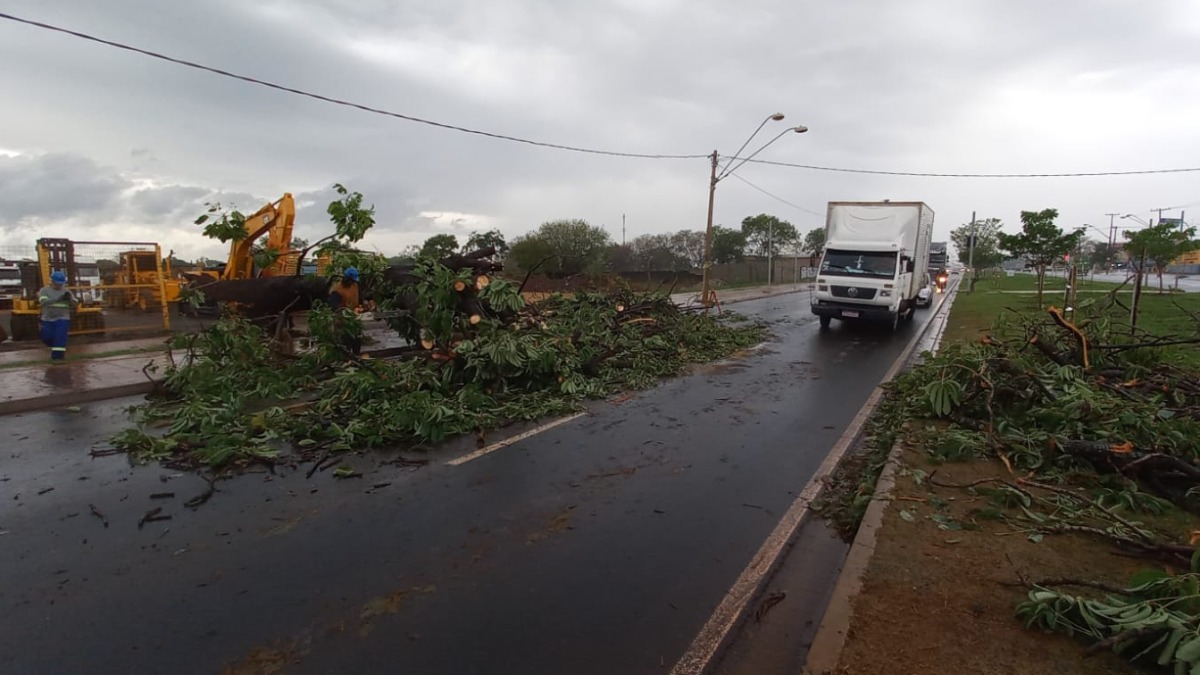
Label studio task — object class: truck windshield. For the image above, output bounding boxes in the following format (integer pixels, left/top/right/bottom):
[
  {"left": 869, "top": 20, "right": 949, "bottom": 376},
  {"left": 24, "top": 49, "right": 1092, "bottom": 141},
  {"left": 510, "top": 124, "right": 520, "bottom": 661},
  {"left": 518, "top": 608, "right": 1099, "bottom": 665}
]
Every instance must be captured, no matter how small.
[
  {"left": 0, "top": 269, "right": 20, "bottom": 280},
  {"left": 821, "top": 250, "right": 897, "bottom": 278}
]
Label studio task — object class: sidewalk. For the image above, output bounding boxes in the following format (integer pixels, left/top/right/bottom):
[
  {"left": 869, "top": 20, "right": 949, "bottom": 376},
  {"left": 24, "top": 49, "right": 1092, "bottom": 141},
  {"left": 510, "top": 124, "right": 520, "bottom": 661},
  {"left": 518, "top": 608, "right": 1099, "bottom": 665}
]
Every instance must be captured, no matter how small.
[
  {"left": 0, "top": 326, "right": 399, "bottom": 416},
  {"left": 669, "top": 282, "right": 811, "bottom": 306},
  {"left": 0, "top": 285, "right": 807, "bottom": 416}
]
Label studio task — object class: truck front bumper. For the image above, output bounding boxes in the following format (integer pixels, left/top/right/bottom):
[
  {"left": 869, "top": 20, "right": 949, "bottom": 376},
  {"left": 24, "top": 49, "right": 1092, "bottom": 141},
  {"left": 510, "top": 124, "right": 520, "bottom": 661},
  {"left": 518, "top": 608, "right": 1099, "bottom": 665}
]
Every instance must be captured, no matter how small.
[{"left": 811, "top": 300, "right": 897, "bottom": 322}]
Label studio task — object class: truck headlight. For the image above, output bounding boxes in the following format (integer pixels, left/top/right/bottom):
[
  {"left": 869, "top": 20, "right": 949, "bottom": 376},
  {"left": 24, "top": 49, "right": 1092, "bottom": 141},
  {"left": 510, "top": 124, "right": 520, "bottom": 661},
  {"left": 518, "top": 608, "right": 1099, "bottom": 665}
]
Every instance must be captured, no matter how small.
[
  {"left": 879, "top": 290, "right": 891, "bottom": 297},
  {"left": 817, "top": 285, "right": 828, "bottom": 291}
]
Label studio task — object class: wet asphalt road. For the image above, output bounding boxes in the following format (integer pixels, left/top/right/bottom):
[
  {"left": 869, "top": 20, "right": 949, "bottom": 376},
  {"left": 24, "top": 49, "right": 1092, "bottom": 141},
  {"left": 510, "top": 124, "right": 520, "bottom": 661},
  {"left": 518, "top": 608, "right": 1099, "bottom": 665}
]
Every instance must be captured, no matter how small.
[{"left": 0, "top": 291, "right": 945, "bottom": 675}]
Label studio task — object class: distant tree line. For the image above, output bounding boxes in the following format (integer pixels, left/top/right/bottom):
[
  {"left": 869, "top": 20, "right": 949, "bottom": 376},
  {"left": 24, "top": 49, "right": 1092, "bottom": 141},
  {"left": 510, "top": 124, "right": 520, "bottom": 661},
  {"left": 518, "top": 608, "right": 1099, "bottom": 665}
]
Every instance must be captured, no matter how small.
[{"left": 408, "top": 214, "right": 826, "bottom": 278}]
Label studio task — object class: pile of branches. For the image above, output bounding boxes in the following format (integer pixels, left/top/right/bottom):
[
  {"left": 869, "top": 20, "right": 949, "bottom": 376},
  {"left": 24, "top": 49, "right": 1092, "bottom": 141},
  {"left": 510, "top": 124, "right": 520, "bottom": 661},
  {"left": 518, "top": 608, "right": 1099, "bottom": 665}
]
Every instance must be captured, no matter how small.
[
  {"left": 112, "top": 257, "right": 763, "bottom": 470},
  {"left": 902, "top": 315, "right": 1200, "bottom": 510},
  {"left": 1019, "top": 574, "right": 1200, "bottom": 672},
  {"left": 850, "top": 290, "right": 1200, "bottom": 669}
]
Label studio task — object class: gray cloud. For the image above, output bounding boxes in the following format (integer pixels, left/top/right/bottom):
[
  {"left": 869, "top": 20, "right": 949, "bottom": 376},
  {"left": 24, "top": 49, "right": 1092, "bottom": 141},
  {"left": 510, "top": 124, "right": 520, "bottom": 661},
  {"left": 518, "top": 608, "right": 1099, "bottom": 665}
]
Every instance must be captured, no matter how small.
[
  {"left": 0, "top": 0, "right": 1197, "bottom": 261},
  {"left": 0, "top": 153, "right": 129, "bottom": 225}
]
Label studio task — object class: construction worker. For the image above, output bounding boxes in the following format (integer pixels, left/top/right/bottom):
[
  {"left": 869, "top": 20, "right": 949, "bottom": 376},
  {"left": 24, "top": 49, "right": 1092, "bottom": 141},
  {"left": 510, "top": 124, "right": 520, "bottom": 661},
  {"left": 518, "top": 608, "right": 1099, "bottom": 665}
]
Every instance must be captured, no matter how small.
[
  {"left": 327, "top": 267, "right": 362, "bottom": 356},
  {"left": 38, "top": 270, "right": 77, "bottom": 362}
]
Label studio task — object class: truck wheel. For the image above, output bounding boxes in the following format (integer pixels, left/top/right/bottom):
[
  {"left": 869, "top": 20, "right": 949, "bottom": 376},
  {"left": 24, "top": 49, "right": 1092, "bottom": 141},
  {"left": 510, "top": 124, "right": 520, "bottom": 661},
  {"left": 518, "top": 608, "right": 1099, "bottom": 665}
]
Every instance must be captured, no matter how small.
[{"left": 819, "top": 315, "right": 831, "bottom": 329}]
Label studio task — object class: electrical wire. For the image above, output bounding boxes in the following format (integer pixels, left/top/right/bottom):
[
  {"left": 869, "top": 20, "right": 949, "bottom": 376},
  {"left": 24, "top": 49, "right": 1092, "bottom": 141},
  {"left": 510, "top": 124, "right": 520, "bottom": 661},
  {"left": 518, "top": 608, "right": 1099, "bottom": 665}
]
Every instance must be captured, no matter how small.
[
  {"left": 737, "top": 157, "right": 1200, "bottom": 178},
  {"left": 0, "top": 12, "right": 707, "bottom": 161},
  {"left": 4, "top": 11, "right": 1200, "bottom": 179},
  {"left": 725, "top": 173, "right": 824, "bottom": 218}
]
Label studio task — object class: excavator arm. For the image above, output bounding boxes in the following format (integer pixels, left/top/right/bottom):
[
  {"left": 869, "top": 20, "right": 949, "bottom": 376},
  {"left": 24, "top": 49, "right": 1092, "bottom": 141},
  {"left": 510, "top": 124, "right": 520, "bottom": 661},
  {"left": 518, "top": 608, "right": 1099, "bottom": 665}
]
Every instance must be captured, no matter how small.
[{"left": 223, "top": 193, "right": 297, "bottom": 280}]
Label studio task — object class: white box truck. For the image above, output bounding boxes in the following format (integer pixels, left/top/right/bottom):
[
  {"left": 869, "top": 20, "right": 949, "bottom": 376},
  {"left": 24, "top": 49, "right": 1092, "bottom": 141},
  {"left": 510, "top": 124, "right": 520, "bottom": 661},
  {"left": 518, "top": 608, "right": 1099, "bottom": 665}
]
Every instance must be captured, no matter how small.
[{"left": 811, "top": 201, "right": 934, "bottom": 331}]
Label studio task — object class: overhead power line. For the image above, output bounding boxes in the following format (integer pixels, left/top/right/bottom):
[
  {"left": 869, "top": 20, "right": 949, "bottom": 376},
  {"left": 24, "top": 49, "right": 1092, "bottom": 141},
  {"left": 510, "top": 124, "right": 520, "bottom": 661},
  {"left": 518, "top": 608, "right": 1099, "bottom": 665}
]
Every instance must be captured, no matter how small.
[
  {"left": 726, "top": 173, "right": 824, "bottom": 218},
  {"left": 739, "top": 157, "right": 1200, "bottom": 178},
  {"left": 4, "top": 12, "right": 1200, "bottom": 179},
  {"left": 0, "top": 12, "right": 706, "bottom": 161}
]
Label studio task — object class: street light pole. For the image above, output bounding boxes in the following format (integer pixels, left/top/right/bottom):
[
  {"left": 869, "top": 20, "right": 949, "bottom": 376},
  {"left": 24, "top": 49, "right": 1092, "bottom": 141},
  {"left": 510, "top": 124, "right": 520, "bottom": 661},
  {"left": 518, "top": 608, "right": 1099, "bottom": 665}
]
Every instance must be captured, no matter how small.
[{"left": 699, "top": 117, "right": 807, "bottom": 308}]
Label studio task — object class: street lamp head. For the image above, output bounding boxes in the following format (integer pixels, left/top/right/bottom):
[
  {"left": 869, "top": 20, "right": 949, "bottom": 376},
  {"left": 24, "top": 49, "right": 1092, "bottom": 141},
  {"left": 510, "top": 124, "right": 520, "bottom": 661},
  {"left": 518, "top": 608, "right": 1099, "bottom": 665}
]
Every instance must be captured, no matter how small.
[
  {"left": 770, "top": 113, "right": 785, "bottom": 121},
  {"left": 792, "top": 126, "right": 809, "bottom": 134}
]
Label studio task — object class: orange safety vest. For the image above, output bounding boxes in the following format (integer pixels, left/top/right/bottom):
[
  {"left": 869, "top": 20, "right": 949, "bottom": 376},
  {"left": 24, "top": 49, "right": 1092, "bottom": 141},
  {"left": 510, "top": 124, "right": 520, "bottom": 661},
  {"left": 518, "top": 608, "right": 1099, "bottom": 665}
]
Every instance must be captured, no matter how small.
[{"left": 330, "top": 280, "right": 360, "bottom": 310}]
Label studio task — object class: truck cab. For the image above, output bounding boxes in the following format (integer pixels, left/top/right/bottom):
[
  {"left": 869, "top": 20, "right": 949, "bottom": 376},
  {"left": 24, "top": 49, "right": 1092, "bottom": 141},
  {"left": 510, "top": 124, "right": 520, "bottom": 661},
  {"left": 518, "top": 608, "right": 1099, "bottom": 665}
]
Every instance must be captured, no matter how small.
[
  {"left": 0, "top": 261, "right": 22, "bottom": 309},
  {"left": 811, "top": 201, "right": 934, "bottom": 331},
  {"left": 813, "top": 247, "right": 917, "bottom": 329}
]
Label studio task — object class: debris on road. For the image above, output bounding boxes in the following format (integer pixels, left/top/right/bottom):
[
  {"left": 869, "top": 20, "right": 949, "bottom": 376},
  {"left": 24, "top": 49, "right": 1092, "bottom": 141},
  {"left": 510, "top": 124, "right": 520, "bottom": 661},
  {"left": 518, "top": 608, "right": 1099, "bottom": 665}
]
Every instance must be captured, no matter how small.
[
  {"left": 88, "top": 503, "right": 108, "bottom": 528},
  {"left": 110, "top": 253, "right": 765, "bottom": 476},
  {"left": 137, "top": 507, "right": 172, "bottom": 529}
]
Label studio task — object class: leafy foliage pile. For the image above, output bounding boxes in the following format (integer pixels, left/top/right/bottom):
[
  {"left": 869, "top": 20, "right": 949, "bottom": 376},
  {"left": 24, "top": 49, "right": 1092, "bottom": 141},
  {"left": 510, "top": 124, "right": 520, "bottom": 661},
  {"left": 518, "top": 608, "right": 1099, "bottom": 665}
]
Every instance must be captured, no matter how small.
[
  {"left": 817, "top": 286, "right": 1200, "bottom": 669},
  {"left": 112, "top": 263, "right": 764, "bottom": 470},
  {"left": 1020, "top": 574, "right": 1200, "bottom": 674}
]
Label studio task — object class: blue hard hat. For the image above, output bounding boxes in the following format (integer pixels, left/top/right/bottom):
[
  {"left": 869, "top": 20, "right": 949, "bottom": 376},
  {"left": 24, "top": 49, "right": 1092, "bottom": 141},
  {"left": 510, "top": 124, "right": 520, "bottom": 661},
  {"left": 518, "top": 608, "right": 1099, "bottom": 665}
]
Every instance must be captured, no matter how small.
[
  {"left": 50, "top": 270, "right": 67, "bottom": 284},
  {"left": 343, "top": 267, "right": 359, "bottom": 281}
]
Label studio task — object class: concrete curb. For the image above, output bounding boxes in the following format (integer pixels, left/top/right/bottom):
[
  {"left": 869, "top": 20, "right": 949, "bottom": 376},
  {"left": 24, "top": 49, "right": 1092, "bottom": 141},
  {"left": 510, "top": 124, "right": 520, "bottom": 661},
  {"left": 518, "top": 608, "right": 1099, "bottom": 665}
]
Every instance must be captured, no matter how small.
[
  {"left": 801, "top": 442, "right": 906, "bottom": 675},
  {"left": 668, "top": 284, "right": 957, "bottom": 675},
  {"left": 800, "top": 283, "right": 960, "bottom": 675},
  {"left": 0, "top": 381, "right": 157, "bottom": 416}
]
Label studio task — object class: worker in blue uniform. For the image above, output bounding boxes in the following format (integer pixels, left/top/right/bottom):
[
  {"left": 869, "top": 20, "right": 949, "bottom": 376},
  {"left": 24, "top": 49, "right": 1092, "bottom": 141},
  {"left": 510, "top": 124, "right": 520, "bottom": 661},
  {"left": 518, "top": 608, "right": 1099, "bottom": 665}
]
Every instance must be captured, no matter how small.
[{"left": 38, "top": 270, "right": 77, "bottom": 362}]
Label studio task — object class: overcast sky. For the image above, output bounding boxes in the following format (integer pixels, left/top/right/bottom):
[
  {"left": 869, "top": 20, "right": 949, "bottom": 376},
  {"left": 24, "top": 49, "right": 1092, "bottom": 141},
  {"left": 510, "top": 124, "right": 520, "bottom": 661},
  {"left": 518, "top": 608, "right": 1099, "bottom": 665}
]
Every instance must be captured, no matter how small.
[{"left": 1, "top": 0, "right": 1198, "bottom": 262}]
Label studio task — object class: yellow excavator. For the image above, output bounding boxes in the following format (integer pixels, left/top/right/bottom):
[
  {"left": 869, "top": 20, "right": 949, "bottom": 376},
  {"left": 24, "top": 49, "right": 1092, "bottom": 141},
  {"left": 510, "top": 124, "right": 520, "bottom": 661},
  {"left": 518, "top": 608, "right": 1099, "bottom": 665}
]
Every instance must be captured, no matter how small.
[
  {"left": 182, "top": 193, "right": 326, "bottom": 316},
  {"left": 190, "top": 193, "right": 302, "bottom": 282}
]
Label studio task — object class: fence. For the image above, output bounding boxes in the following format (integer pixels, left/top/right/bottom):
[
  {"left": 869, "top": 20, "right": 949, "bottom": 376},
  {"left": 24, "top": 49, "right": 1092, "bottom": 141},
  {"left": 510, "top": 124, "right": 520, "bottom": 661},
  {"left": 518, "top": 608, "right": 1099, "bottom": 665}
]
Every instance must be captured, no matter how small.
[
  {"left": 1, "top": 240, "right": 181, "bottom": 342},
  {"left": 709, "top": 258, "right": 817, "bottom": 286}
]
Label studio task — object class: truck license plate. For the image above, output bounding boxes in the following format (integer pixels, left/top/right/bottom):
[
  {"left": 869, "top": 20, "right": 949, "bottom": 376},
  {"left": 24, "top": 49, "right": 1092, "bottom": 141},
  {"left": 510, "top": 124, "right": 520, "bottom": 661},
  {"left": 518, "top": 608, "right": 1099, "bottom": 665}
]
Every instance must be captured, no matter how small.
[{"left": 841, "top": 310, "right": 859, "bottom": 318}]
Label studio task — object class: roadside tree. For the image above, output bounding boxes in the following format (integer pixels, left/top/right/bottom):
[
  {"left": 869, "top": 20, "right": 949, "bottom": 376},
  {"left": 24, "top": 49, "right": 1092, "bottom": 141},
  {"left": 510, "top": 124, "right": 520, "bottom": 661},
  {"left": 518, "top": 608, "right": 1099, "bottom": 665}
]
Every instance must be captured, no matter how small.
[
  {"left": 802, "top": 227, "right": 826, "bottom": 257},
  {"left": 1123, "top": 220, "right": 1200, "bottom": 293},
  {"left": 998, "top": 208, "right": 1084, "bottom": 308},
  {"left": 712, "top": 226, "right": 747, "bottom": 264},
  {"left": 418, "top": 234, "right": 460, "bottom": 260},
  {"left": 741, "top": 214, "right": 798, "bottom": 257},
  {"left": 950, "top": 217, "right": 1005, "bottom": 270}
]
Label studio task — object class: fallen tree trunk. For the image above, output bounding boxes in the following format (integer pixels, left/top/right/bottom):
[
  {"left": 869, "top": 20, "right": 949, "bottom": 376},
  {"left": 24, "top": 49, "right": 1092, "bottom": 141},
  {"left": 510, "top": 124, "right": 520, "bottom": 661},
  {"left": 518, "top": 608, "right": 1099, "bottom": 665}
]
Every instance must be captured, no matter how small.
[{"left": 1059, "top": 441, "right": 1200, "bottom": 511}]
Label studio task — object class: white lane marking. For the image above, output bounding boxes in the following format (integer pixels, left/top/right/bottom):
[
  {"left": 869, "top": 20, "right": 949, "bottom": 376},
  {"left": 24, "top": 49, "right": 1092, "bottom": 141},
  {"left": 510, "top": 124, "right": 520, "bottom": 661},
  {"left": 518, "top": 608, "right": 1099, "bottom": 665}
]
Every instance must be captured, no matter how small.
[
  {"left": 667, "top": 287, "right": 957, "bottom": 675},
  {"left": 445, "top": 412, "right": 588, "bottom": 466}
]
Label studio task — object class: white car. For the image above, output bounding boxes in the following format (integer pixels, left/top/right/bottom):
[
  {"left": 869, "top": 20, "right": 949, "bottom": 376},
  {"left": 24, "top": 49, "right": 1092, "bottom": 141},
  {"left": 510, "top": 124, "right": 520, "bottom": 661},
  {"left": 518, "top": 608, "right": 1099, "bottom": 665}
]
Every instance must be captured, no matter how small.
[{"left": 915, "top": 273, "right": 933, "bottom": 308}]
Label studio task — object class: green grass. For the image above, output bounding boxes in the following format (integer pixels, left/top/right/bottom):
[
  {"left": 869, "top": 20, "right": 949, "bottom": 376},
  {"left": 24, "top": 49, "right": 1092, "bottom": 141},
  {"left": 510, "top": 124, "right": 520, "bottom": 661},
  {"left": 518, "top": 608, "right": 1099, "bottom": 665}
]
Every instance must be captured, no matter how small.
[
  {"left": 943, "top": 278, "right": 1200, "bottom": 367},
  {"left": 966, "top": 270, "right": 1122, "bottom": 293}
]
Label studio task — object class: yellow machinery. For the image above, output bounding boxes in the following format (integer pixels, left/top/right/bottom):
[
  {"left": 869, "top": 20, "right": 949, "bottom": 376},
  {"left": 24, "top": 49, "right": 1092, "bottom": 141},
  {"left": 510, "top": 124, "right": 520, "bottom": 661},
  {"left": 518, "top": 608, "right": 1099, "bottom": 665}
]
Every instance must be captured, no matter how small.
[
  {"left": 10, "top": 239, "right": 108, "bottom": 341},
  {"left": 107, "top": 249, "right": 185, "bottom": 311},
  {"left": 191, "top": 193, "right": 301, "bottom": 281}
]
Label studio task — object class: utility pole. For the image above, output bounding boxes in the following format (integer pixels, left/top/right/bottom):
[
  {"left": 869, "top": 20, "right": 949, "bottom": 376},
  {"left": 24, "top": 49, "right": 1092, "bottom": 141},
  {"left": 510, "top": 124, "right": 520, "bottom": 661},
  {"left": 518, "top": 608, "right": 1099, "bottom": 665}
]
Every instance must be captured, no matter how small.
[
  {"left": 622, "top": 214, "right": 626, "bottom": 247},
  {"left": 967, "top": 211, "right": 976, "bottom": 292},
  {"left": 700, "top": 151, "right": 719, "bottom": 308},
  {"left": 767, "top": 220, "right": 774, "bottom": 285},
  {"left": 1105, "top": 212, "right": 1118, "bottom": 269}
]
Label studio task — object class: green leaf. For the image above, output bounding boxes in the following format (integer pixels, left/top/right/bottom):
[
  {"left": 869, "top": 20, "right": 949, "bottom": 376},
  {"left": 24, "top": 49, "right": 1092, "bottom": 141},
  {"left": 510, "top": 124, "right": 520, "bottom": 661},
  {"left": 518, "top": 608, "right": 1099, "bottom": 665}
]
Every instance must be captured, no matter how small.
[
  {"left": 899, "top": 509, "right": 915, "bottom": 522},
  {"left": 1175, "top": 636, "right": 1200, "bottom": 663},
  {"left": 332, "top": 465, "right": 359, "bottom": 479},
  {"left": 1129, "top": 568, "right": 1170, "bottom": 588},
  {"left": 1027, "top": 532, "right": 1044, "bottom": 543},
  {"left": 930, "top": 514, "right": 962, "bottom": 531}
]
